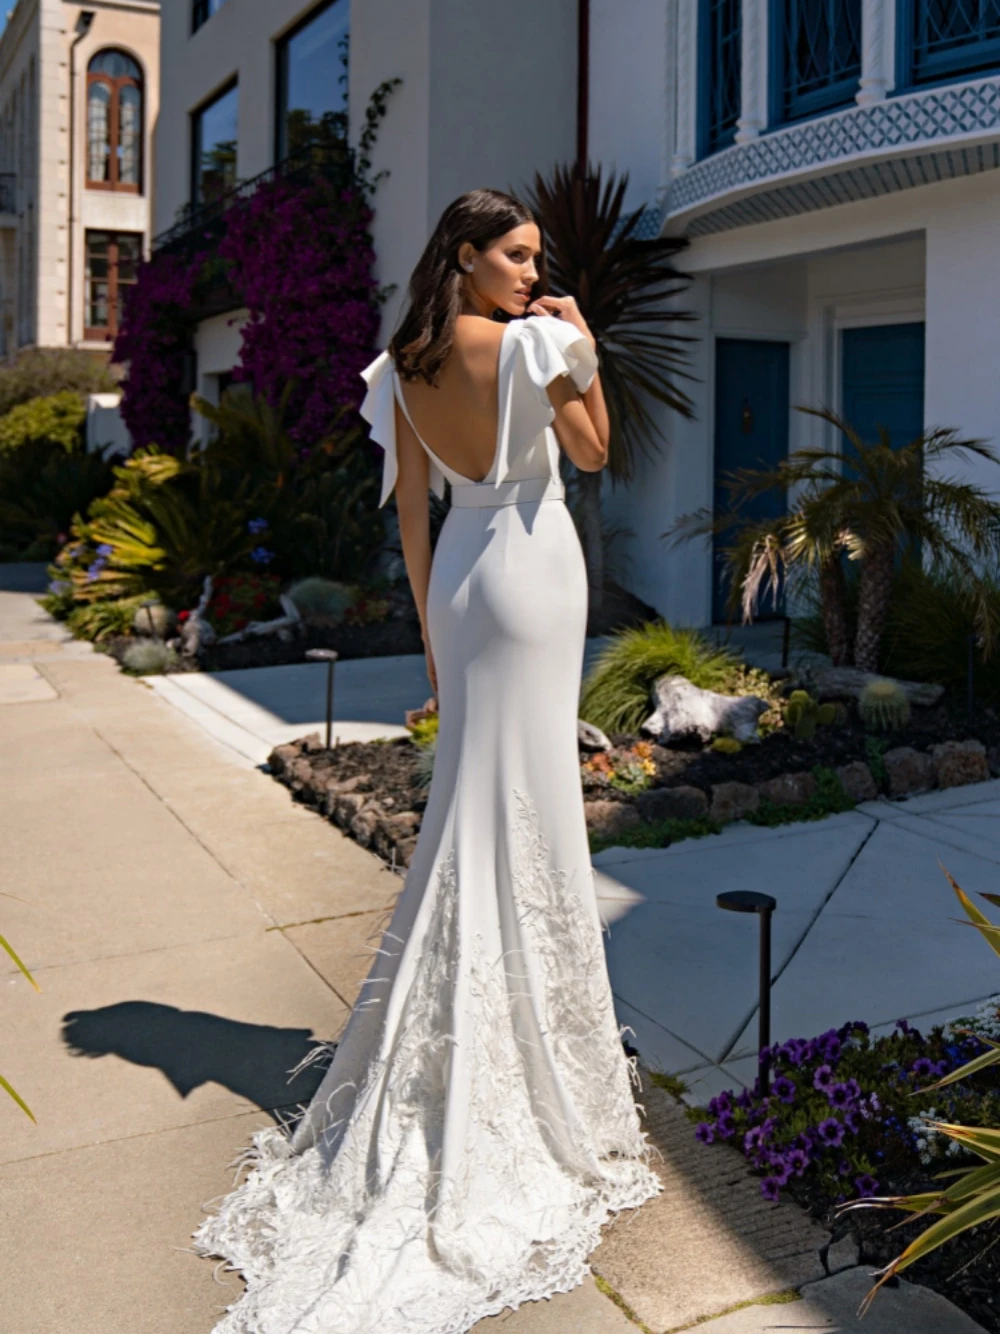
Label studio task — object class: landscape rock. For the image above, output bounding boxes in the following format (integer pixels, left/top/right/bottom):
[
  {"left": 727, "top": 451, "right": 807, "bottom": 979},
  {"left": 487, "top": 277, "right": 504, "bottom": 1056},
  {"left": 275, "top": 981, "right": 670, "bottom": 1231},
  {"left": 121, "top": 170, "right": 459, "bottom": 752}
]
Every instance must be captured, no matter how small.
[
  {"left": 332, "top": 791, "right": 367, "bottom": 829},
  {"left": 268, "top": 743, "right": 299, "bottom": 778},
  {"left": 386, "top": 811, "right": 421, "bottom": 837},
  {"left": 318, "top": 774, "right": 363, "bottom": 816},
  {"left": 350, "top": 803, "right": 382, "bottom": 848},
  {"left": 930, "top": 738, "right": 990, "bottom": 789},
  {"left": 394, "top": 835, "right": 419, "bottom": 868},
  {"left": 642, "top": 675, "right": 769, "bottom": 745},
  {"left": 132, "top": 604, "right": 176, "bottom": 638},
  {"left": 835, "top": 760, "right": 878, "bottom": 803},
  {"left": 758, "top": 771, "right": 818, "bottom": 807},
  {"left": 814, "top": 667, "right": 944, "bottom": 708},
  {"left": 584, "top": 799, "right": 642, "bottom": 841},
  {"left": 884, "top": 746, "right": 936, "bottom": 798},
  {"left": 578, "top": 719, "right": 613, "bottom": 752},
  {"left": 635, "top": 785, "right": 709, "bottom": 823},
  {"left": 301, "top": 732, "right": 325, "bottom": 754},
  {"left": 709, "top": 781, "right": 760, "bottom": 824}
]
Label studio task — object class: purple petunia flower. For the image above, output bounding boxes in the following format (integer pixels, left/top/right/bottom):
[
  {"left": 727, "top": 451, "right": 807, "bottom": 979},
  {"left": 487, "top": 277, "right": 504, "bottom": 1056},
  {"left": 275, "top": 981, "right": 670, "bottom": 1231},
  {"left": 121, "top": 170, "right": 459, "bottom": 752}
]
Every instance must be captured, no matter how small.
[
  {"left": 744, "top": 1126, "right": 763, "bottom": 1154},
  {"left": 715, "top": 1112, "right": 736, "bottom": 1140},
  {"left": 786, "top": 1148, "right": 809, "bottom": 1177},
  {"left": 772, "top": 1076, "right": 796, "bottom": 1104},
  {"left": 736, "top": 1089, "right": 752, "bottom": 1111},
  {"left": 844, "top": 1109, "right": 861, "bottom": 1135},
  {"left": 854, "top": 1174, "right": 879, "bottom": 1198},
  {"left": 911, "top": 1057, "right": 935, "bottom": 1080},
  {"left": 695, "top": 1123, "right": 715, "bottom": 1145},
  {"left": 813, "top": 1064, "right": 835, "bottom": 1092},
  {"left": 760, "top": 1177, "right": 781, "bottom": 1202},
  {"left": 896, "top": 1018, "right": 912, "bottom": 1035},
  {"left": 817, "top": 1118, "right": 845, "bottom": 1148}
]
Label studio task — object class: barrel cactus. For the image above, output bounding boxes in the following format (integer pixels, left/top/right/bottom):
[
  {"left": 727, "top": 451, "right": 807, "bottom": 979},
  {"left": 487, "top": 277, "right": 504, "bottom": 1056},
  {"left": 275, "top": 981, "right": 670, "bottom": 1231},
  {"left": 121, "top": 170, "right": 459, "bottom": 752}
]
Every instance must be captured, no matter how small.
[
  {"left": 784, "top": 689, "right": 839, "bottom": 741},
  {"left": 858, "top": 678, "right": 911, "bottom": 732},
  {"left": 286, "top": 577, "right": 358, "bottom": 623}
]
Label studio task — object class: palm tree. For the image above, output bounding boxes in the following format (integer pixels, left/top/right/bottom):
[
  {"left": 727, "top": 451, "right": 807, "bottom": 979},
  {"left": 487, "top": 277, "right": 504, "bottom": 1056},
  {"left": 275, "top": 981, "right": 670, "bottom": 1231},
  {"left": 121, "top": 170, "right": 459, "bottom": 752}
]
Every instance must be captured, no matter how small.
[
  {"left": 524, "top": 163, "right": 696, "bottom": 615},
  {"left": 665, "top": 406, "right": 1000, "bottom": 672}
]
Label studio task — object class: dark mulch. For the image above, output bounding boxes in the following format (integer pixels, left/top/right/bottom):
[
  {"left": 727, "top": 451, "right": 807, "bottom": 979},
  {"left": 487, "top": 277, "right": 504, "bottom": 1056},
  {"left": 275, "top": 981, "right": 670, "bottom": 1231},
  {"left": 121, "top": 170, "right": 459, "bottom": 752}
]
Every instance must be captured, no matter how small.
[
  {"left": 791, "top": 1167, "right": 1000, "bottom": 1332},
  {"left": 293, "top": 735, "right": 427, "bottom": 814},
  {"left": 630, "top": 701, "right": 1000, "bottom": 796}
]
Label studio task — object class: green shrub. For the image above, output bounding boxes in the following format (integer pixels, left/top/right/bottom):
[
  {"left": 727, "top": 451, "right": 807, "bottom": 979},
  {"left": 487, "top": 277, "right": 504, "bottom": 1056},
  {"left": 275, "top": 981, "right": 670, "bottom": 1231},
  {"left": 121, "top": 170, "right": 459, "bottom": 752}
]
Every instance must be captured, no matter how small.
[
  {"left": 580, "top": 619, "right": 770, "bottom": 735},
  {"left": 747, "top": 767, "right": 855, "bottom": 827},
  {"left": 287, "top": 576, "right": 358, "bottom": 622},
  {"left": 65, "top": 595, "right": 150, "bottom": 644},
  {"left": 0, "top": 348, "right": 115, "bottom": 418},
  {"left": 0, "top": 441, "right": 113, "bottom": 560},
  {"left": 0, "top": 392, "right": 86, "bottom": 455},
  {"left": 122, "top": 640, "right": 178, "bottom": 675}
]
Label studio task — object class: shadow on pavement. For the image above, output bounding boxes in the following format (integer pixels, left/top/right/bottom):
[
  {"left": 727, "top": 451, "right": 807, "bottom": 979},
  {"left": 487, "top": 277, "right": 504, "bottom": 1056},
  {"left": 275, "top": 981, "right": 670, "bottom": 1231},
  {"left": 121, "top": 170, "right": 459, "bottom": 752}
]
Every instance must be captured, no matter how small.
[{"left": 61, "top": 1000, "right": 336, "bottom": 1120}]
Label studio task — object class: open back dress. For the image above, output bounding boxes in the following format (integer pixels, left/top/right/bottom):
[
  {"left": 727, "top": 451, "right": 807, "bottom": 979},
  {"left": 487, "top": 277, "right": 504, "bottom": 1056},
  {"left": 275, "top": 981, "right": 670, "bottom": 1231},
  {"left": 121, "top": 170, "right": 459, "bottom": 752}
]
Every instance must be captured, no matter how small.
[{"left": 191, "top": 313, "right": 662, "bottom": 1334}]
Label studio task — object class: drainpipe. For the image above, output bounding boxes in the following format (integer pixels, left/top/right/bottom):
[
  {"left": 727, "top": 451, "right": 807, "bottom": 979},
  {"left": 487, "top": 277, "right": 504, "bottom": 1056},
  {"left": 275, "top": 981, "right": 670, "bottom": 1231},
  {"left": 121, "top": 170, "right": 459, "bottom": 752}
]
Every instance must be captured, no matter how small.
[
  {"left": 67, "top": 10, "right": 95, "bottom": 347},
  {"left": 576, "top": 0, "right": 589, "bottom": 177}
]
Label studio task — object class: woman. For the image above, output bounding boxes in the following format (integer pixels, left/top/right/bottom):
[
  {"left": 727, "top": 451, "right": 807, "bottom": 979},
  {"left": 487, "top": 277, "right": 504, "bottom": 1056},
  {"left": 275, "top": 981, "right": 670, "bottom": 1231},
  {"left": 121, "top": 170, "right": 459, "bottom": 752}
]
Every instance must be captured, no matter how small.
[{"left": 192, "top": 188, "right": 661, "bottom": 1333}]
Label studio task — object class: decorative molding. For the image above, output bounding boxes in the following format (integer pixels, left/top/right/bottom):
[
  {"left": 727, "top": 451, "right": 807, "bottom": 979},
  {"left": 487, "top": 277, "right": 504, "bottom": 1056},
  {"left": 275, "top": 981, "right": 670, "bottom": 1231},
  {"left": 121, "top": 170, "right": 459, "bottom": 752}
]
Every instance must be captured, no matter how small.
[
  {"left": 672, "top": 0, "right": 697, "bottom": 177},
  {"left": 857, "top": 0, "right": 889, "bottom": 106},
  {"left": 735, "top": 0, "right": 768, "bottom": 143},
  {"left": 667, "top": 74, "right": 1000, "bottom": 223}
]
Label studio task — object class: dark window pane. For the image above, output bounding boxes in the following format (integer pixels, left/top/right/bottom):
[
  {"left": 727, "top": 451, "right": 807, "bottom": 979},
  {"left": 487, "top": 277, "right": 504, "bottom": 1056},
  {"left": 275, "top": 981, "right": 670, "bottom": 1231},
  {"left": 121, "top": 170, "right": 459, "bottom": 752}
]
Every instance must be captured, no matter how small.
[
  {"left": 703, "top": 0, "right": 741, "bottom": 154},
  {"left": 912, "top": 0, "right": 1000, "bottom": 83},
  {"left": 87, "top": 82, "right": 111, "bottom": 181},
  {"left": 780, "top": 0, "right": 862, "bottom": 121},
  {"left": 116, "top": 236, "right": 142, "bottom": 283},
  {"left": 193, "top": 82, "right": 239, "bottom": 204},
  {"left": 88, "top": 50, "right": 141, "bottom": 80},
  {"left": 277, "top": 0, "right": 349, "bottom": 159}
]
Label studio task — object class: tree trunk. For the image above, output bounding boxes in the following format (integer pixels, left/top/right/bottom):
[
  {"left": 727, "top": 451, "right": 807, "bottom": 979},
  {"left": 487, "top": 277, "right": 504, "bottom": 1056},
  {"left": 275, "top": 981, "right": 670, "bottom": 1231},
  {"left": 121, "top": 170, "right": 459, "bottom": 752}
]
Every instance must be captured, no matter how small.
[
  {"left": 854, "top": 543, "right": 895, "bottom": 673},
  {"left": 818, "top": 553, "right": 851, "bottom": 666},
  {"left": 577, "top": 466, "right": 604, "bottom": 616}
]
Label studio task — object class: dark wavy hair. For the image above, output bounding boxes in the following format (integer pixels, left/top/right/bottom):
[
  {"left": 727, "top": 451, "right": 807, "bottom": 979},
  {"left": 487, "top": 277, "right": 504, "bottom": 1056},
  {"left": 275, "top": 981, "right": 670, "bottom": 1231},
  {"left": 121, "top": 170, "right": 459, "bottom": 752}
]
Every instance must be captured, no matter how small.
[{"left": 389, "top": 188, "right": 548, "bottom": 384}]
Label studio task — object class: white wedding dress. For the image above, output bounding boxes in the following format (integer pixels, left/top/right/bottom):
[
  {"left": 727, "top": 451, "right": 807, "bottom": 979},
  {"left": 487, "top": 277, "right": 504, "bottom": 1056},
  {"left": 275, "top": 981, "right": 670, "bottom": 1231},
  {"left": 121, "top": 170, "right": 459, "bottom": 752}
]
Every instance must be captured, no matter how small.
[{"left": 191, "top": 314, "right": 662, "bottom": 1333}]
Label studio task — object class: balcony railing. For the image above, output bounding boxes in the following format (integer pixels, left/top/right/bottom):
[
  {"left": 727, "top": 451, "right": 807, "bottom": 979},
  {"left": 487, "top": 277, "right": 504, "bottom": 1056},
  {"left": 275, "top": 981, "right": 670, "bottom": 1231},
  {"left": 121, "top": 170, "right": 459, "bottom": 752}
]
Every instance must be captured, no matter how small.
[
  {"left": 700, "top": 0, "right": 742, "bottom": 155},
  {"left": 776, "top": 0, "right": 863, "bottom": 122},
  {"left": 0, "top": 173, "right": 15, "bottom": 214},
  {"left": 151, "top": 138, "right": 355, "bottom": 255},
  {"left": 910, "top": 0, "right": 1000, "bottom": 85}
]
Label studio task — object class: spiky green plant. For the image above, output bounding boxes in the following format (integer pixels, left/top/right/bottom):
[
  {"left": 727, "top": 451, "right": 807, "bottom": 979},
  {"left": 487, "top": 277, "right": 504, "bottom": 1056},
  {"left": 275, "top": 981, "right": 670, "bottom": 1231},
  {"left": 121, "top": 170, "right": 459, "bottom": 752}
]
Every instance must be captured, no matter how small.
[
  {"left": 665, "top": 407, "right": 1000, "bottom": 672},
  {"left": 858, "top": 679, "right": 911, "bottom": 732},
  {"left": 65, "top": 594, "right": 151, "bottom": 644},
  {"left": 523, "top": 162, "right": 696, "bottom": 613},
  {"left": 287, "top": 577, "right": 358, "bottom": 622},
  {"left": 846, "top": 870, "right": 1000, "bottom": 1313},
  {"left": 784, "top": 689, "right": 839, "bottom": 741},
  {"left": 579, "top": 619, "right": 751, "bottom": 735},
  {"left": 122, "top": 639, "right": 178, "bottom": 676}
]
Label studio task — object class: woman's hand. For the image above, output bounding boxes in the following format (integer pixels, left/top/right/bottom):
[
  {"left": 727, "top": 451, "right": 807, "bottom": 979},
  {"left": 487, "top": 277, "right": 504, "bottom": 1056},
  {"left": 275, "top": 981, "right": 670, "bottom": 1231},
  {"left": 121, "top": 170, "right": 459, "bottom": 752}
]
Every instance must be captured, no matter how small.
[
  {"left": 526, "top": 294, "right": 596, "bottom": 350},
  {"left": 421, "top": 625, "right": 438, "bottom": 698}
]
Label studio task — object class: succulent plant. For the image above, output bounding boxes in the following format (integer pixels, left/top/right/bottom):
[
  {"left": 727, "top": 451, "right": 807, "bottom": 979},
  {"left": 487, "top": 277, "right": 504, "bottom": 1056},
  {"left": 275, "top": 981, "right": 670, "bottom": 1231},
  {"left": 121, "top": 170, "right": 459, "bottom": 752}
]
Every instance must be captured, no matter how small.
[
  {"left": 858, "top": 678, "right": 911, "bottom": 732},
  {"left": 710, "top": 735, "right": 743, "bottom": 754},
  {"left": 286, "top": 577, "right": 358, "bottom": 623},
  {"left": 413, "top": 735, "right": 436, "bottom": 788},
  {"left": 122, "top": 639, "right": 178, "bottom": 676},
  {"left": 784, "top": 689, "right": 839, "bottom": 741}
]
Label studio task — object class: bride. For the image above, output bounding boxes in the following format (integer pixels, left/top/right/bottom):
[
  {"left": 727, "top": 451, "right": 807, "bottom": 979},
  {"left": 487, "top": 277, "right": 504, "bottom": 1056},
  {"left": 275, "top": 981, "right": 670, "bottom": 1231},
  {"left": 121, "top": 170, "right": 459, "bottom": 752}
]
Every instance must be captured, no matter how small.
[{"left": 192, "top": 188, "right": 662, "bottom": 1333}]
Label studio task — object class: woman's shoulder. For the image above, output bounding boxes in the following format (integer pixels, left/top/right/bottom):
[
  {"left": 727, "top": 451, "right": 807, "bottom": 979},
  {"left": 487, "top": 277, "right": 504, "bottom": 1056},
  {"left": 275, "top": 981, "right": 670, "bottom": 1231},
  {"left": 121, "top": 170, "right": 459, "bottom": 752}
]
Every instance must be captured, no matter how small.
[{"left": 512, "top": 315, "right": 598, "bottom": 396}]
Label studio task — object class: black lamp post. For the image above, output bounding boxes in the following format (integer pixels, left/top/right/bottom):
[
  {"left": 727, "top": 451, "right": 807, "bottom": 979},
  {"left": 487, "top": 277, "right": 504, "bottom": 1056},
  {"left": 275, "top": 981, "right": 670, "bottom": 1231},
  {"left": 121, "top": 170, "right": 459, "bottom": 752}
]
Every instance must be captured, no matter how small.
[
  {"left": 716, "top": 890, "right": 777, "bottom": 1095},
  {"left": 305, "top": 648, "right": 339, "bottom": 750}
]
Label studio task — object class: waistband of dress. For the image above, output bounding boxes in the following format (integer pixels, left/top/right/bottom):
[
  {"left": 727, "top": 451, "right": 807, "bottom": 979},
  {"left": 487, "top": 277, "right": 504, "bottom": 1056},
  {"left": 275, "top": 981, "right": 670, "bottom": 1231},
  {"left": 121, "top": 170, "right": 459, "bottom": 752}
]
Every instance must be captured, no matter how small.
[{"left": 449, "top": 476, "right": 565, "bottom": 508}]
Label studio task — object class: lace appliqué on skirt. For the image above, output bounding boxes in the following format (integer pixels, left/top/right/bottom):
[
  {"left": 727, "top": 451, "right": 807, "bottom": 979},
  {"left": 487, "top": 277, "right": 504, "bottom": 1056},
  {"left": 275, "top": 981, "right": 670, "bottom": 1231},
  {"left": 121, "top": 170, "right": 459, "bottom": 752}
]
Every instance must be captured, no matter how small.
[{"left": 190, "top": 791, "right": 662, "bottom": 1334}]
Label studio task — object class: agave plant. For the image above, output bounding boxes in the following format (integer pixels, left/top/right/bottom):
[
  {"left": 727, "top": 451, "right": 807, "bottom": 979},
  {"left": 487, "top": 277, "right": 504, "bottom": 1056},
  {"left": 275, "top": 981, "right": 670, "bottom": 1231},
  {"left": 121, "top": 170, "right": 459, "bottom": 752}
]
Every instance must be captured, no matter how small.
[
  {"left": 845, "top": 869, "right": 1000, "bottom": 1312},
  {"left": 2, "top": 917, "right": 39, "bottom": 1122},
  {"left": 524, "top": 163, "right": 696, "bottom": 613},
  {"left": 666, "top": 407, "right": 1000, "bottom": 671}
]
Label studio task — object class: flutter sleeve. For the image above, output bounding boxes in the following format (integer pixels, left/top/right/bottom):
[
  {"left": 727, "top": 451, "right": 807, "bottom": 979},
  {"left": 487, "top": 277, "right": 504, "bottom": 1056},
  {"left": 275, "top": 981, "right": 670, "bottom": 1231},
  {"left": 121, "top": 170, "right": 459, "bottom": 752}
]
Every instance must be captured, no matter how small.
[
  {"left": 359, "top": 350, "right": 447, "bottom": 508},
  {"left": 518, "top": 315, "right": 599, "bottom": 404}
]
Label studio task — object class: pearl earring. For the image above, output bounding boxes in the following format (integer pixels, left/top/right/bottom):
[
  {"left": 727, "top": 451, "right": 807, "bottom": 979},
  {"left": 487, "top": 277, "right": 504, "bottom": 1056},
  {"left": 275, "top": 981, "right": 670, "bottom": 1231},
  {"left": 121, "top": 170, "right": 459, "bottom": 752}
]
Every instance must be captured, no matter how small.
[{"left": 463, "top": 262, "right": 473, "bottom": 272}]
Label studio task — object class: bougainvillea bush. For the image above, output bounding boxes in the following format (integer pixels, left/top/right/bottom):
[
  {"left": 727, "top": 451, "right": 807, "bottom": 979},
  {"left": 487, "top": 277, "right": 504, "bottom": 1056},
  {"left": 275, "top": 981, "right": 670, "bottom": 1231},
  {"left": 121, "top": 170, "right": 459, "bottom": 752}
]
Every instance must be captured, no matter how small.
[{"left": 694, "top": 1017, "right": 997, "bottom": 1206}]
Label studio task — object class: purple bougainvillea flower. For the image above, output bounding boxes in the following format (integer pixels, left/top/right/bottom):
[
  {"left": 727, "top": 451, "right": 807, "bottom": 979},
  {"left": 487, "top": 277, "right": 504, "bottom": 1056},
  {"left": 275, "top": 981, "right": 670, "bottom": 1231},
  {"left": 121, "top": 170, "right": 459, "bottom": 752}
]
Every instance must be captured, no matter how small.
[
  {"left": 760, "top": 1177, "right": 781, "bottom": 1202},
  {"left": 695, "top": 1123, "right": 715, "bottom": 1145},
  {"left": 854, "top": 1174, "right": 879, "bottom": 1198},
  {"left": 813, "top": 1064, "right": 835, "bottom": 1091},
  {"left": 817, "top": 1118, "right": 845, "bottom": 1148},
  {"left": 772, "top": 1076, "right": 796, "bottom": 1104}
]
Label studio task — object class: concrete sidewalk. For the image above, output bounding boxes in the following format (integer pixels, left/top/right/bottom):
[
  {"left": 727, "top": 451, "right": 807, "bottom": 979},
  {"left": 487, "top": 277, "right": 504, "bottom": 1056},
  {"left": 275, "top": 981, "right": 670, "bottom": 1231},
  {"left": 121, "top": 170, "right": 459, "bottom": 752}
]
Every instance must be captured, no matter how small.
[{"left": 1, "top": 572, "right": 987, "bottom": 1333}]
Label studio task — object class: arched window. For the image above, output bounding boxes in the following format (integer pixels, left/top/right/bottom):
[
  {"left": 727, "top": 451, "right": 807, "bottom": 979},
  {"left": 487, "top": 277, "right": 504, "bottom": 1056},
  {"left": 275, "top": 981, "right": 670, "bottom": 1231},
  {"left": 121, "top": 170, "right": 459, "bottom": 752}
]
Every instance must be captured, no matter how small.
[{"left": 87, "top": 50, "right": 142, "bottom": 191}]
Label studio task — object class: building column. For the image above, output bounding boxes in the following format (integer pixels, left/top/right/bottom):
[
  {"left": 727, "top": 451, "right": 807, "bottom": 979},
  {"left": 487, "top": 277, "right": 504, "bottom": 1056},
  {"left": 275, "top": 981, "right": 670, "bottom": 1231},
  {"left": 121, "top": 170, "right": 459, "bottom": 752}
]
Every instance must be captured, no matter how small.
[
  {"left": 857, "top": 0, "right": 894, "bottom": 106},
  {"left": 735, "top": 0, "right": 768, "bottom": 144},
  {"left": 671, "top": 0, "right": 698, "bottom": 177}
]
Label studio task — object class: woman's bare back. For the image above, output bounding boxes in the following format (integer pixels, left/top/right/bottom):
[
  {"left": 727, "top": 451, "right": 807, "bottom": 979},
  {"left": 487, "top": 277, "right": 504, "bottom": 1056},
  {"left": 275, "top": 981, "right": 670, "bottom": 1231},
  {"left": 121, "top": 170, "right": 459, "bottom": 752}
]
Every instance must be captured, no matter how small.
[{"left": 395, "top": 316, "right": 507, "bottom": 485}]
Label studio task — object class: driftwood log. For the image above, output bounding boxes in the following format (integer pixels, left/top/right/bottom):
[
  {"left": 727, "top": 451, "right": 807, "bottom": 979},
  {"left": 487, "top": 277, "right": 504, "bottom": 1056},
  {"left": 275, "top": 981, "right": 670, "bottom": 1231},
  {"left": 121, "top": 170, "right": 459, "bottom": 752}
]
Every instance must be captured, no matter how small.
[{"left": 641, "top": 674, "right": 769, "bottom": 744}]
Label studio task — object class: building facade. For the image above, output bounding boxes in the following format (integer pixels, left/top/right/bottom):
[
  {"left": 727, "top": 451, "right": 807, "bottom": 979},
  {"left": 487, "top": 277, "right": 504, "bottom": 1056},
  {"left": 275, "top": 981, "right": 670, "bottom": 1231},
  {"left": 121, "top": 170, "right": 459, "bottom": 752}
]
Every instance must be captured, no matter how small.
[
  {"left": 0, "top": 0, "right": 160, "bottom": 358},
  {"left": 593, "top": 0, "right": 1000, "bottom": 626},
  {"left": 153, "top": 0, "right": 578, "bottom": 413}
]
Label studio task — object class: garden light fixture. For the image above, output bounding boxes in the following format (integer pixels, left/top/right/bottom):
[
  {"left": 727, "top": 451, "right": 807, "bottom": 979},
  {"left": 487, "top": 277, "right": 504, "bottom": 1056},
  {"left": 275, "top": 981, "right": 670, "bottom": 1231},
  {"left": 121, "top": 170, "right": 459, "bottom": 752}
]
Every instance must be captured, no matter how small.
[
  {"left": 716, "top": 890, "right": 777, "bottom": 1095},
  {"left": 306, "top": 648, "right": 339, "bottom": 750}
]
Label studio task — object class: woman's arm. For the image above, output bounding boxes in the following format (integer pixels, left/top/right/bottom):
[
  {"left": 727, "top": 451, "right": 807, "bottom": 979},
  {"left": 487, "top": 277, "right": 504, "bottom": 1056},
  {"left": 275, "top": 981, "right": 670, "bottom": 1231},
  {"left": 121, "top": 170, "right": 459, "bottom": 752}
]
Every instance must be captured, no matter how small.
[
  {"left": 527, "top": 295, "right": 609, "bottom": 473},
  {"left": 393, "top": 399, "right": 438, "bottom": 695}
]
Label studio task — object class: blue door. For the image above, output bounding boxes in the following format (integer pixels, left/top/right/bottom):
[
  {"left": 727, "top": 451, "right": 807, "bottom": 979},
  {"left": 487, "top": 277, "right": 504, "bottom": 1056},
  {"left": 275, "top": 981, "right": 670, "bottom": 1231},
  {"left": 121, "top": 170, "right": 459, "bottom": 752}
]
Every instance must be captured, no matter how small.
[
  {"left": 712, "top": 338, "right": 790, "bottom": 623},
  {"left": 841, "top": 323, "right": 925, "bottom": 451}
]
